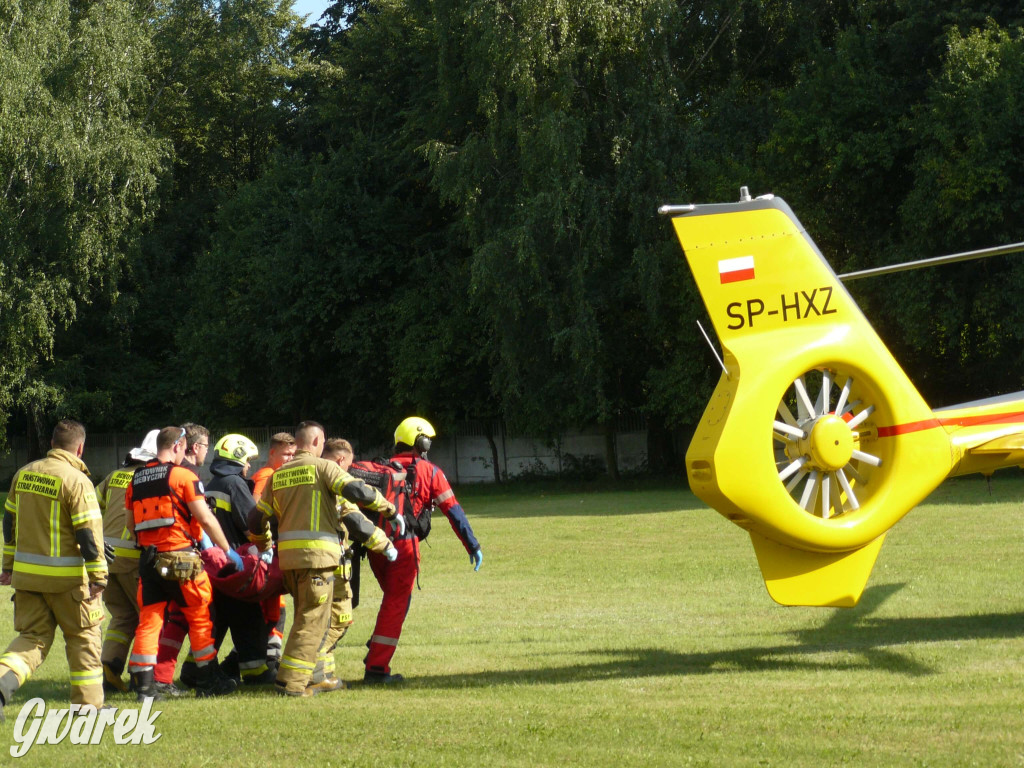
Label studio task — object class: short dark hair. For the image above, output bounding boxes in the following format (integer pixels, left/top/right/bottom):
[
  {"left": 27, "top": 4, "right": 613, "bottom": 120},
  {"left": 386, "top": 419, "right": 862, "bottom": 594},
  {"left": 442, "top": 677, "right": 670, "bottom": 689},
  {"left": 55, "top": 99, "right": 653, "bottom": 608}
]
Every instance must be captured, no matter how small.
[
  {"left": 52, "top": 419, "right": 86, "bottom": 451},
  {"left": 270, "top": 432, "right": 296, "bottom": 449},
  {"left": 295, "top": 421, "right": 324, "bottom": 448},
  {"left": 157, "top": 426, "right": 185, "bottom": 452}
]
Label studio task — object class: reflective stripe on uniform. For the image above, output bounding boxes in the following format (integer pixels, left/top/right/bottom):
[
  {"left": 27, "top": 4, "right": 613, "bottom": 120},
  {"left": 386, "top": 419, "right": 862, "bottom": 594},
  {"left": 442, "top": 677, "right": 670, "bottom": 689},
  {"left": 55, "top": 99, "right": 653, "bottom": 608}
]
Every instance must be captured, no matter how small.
[
  {"left": 129, "top": 653, "right": 157, "bottom": 669},
  {"left": 192, "top": 644, "right": 217, "bottom": 662},
  {"left": 0, "top": 653, "right": 33, "bottom": 683},
  {"left": 4, "top": 496, "right": 17, "bottom": 514},
  {"left": 70, "top": 507, "right": 101, "bottom": 525},
  {"left": 104, "top": 536, "right": 140, "bottom": 559},
  {"left": 370, "top": 634, "right": 399, "bottom": 647},
  {"left": 134, "top": 517, "right": 175, "bottom": 531},
  {"left": 435, "top": 489, "right": 454, "bottom": 504},
  {"left": 70, "top": 669, "right": 103, "bottom": 687},
  {"left": 104, "top": 628, "right": 132, "bottom": 646},
  {"left": 278, "top": 530, "right": 341, "bottom": 553},
  {"left": 13, "top": 551, "right": 87, "bottom": 578},
  {"left": 207, "top": 491, "right": 231, "bottom": 512},
  {"left": 279, "top": 654, "right": 316, "bottom": 672}
]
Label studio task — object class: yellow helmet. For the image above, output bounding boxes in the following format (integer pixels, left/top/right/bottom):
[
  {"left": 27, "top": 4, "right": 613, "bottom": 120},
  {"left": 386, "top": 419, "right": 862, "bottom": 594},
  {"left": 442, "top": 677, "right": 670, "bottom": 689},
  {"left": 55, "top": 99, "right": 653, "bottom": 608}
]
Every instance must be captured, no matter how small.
[
  {"left": 214, "top": 433, "right": 259, "bottom": 464},
  {"left": 394, "top": 417, "right": 435, "bottom": 453}
]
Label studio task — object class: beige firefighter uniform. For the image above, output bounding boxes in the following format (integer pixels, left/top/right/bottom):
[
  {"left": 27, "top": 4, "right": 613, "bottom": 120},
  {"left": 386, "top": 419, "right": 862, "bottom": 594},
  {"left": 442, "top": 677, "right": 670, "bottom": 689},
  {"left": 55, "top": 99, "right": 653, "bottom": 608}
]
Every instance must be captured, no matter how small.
[
  {"left": 95, "top": 466, "right": 142, "bottom": 685},
  {"left": 310, "top": 500, "right": 393, "bottom": 684},
  {"left": 0, "top": 449, "right": 108, "bottom": 709},
  {"left": 250, "top": 450, "right": 395, "bottom": 694}
]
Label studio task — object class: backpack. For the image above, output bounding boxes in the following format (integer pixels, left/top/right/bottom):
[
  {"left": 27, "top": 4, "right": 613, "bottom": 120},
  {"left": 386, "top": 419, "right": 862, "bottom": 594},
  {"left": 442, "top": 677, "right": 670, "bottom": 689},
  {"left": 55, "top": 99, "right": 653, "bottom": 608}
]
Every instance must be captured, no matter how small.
[{"left": 349, "top": 458, "right": 432, "bottom": 541}]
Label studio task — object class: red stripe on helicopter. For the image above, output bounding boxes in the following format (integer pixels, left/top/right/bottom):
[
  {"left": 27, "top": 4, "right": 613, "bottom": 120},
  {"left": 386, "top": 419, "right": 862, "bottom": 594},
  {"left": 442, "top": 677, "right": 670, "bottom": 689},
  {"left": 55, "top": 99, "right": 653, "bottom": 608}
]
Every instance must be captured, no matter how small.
[{"left": 877, "top": 409, "right": 1024, "bottom": 437}]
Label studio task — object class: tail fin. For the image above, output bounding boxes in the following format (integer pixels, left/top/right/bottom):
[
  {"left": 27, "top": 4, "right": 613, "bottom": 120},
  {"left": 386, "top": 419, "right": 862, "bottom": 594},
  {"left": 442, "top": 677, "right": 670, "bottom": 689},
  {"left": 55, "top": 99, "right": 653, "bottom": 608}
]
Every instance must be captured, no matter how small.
[{"left": 665, "top": 196, "right": 952, "bottom": 606}]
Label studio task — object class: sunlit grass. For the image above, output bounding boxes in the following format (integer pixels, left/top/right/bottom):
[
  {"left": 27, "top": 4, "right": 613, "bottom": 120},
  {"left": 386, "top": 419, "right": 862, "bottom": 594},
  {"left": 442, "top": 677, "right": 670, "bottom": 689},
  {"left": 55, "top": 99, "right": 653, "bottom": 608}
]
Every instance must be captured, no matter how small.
[{"left": 0, "top": 475, "right": 1022, "bottom": 766}]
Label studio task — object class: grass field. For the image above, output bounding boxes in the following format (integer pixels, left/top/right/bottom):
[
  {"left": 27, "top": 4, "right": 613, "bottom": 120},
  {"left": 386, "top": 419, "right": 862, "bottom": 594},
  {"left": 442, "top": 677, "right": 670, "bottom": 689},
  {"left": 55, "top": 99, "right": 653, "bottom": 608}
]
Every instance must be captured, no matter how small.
[{"left": 0, "top": 475, "right": 1022, "bottom": 766}]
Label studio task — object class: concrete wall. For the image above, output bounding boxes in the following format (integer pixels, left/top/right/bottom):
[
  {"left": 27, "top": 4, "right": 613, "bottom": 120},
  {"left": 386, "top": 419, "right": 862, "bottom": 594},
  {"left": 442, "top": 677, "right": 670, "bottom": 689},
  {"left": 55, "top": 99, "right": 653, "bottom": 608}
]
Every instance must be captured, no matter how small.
[{"left": 0, "top": 421, "right": 659, "bottom": 486}]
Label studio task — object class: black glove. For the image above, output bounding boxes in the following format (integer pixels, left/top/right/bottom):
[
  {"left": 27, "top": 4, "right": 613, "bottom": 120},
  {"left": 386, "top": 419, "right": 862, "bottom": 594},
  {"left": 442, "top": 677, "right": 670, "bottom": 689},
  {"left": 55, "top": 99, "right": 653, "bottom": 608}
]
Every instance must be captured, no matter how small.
[{"left": 104, "top": 541, "right": 116, "bottom": 564}]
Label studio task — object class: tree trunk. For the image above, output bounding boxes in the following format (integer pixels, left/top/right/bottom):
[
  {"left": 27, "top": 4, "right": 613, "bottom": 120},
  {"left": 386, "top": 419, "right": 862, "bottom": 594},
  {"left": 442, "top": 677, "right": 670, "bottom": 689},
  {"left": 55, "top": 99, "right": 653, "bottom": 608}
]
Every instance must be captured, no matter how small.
[
  {"left": 646, "top": 414, "right": 679, "bottom": 475},
  {"left": 26, "top": 405, "right": 47, "bottom": 461},
  {"left": 485, "top": 420, "right": 502, "bottom": 483},
  {"left": 603, "top": 422, "right": 620, "bottom": 481}
]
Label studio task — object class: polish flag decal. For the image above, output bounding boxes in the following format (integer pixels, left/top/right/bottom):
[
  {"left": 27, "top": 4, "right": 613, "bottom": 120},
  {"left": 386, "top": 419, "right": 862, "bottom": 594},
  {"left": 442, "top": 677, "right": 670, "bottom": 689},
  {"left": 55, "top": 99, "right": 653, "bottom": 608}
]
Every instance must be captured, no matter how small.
[{"left": 718, "top": 255, "right": 755, "bottom": 284}]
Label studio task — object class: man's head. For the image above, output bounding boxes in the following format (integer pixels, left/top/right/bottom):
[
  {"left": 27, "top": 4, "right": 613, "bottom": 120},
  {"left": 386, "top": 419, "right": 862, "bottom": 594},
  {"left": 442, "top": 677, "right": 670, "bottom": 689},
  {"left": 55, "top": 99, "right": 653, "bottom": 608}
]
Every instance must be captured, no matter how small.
[
  {"left": 156, "top": 426, "right": 188, "bottom": 464},
  {"left": 267, "top": 432, "right": 297, "bottom": 470},
  {"left": 322, "top": 438, "right": 354, "bottom": 470},
  {"left": 394, "top": 416, "right": 435, "bottom": 457},
  {"left": 51, "top": 419, "right": 86, "bottom": 457},
  {"left": 181, "top": 423, "right": 210, "bottom": 467},
  {"left": 295, "top": 420, "right": 325, "bottom": 458}
]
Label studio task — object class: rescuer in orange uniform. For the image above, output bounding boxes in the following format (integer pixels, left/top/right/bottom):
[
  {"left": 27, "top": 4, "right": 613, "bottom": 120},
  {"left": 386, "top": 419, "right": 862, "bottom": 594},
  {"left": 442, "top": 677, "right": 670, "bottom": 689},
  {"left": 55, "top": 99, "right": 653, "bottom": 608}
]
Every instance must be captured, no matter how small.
[
  {"left": 363, "top": 417, "right": 483, "bottom": 684},
  {"left": 95, "top": 428, "right": 159, "bottom": 692},
  {"left": 126, "top": 426, "right": 242, "bottom": 700},
  {"left": 247, "top": 421, "right": 398, "bottom": 696},
  {"left": 249, "top": 431, "right": 296, "bottom": 666},
  {"left": 0, "top": 420, "right": 108, "bottom": 719}
]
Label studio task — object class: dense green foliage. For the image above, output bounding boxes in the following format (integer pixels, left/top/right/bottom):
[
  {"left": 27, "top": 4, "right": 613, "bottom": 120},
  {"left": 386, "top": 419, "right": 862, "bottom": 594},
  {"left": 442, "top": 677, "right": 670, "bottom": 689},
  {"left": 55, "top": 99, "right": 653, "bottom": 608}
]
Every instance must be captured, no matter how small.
[{"left": 5, "top": 0, "right": 1024, "bottom": 466}]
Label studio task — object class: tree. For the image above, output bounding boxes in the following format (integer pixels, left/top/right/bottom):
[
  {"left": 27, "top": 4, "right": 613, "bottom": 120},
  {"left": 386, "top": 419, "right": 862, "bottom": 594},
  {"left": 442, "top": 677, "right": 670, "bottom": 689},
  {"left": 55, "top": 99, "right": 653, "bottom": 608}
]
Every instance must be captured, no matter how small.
[{"left": 0, "top": 0, "right": 164, "bottom": 447}]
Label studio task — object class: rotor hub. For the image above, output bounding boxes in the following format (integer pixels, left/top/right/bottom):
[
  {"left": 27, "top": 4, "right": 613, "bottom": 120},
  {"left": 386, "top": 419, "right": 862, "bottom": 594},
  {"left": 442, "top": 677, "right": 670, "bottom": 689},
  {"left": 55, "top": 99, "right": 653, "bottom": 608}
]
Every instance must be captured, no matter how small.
[{"left": 802, "top": 414, "right": 854, "bottom": 471}]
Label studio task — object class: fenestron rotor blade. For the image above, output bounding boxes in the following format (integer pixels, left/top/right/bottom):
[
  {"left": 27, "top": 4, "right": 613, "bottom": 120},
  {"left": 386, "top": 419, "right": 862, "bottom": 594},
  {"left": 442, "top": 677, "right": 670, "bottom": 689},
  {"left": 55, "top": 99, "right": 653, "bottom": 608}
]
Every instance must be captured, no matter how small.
[
  {"left": 773, "top": 420, "right": 806, "bottom": 440},
  {"left": 851, "top": 449, "right": 882, "bottom": 467},
  {"left": 834, "top": 378, "right": 852, "bottom": 416},
  {"left": 830, "top": 473, "right": 843, "bottom": 516},
  {"left": 821, "top": 472, "right": 831, "bottom": 519},
  {"left": 839, "top": 241, "right": 1024, "bottom": 282},
  {"left": 777, "top": 400, "right": 798, "bottom": 427},
  {"left": 846, "top": 404, "right": 875, "bottom": 430},
  {"left": 794, "top": 377, "right": 816, "bottom": 420},
  {"left": 818, "top": 370, "right": 832, "bottom": 415},
  {"left": 785, "top": 467, "right": 808, "bottom": 493},
  {"left": 799, "top": 471, "right": 820, "bottom": 511},
  {"left": 837, "top": 468, "right": 860, "bottom": 510},
  {"left": 779, "top": 456, "right": 809, "bottom": 482}
]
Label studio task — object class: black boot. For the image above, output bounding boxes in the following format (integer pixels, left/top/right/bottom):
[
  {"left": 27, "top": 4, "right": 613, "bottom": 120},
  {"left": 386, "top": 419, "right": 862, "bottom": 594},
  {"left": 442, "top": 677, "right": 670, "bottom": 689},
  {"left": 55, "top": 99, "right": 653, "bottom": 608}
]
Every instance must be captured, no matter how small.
[
  {"left": 194, "top": 661, "right": 238, "bottom": 698},
  {"left": 130, "top": 668, "right": 163, "bottom": 702}
]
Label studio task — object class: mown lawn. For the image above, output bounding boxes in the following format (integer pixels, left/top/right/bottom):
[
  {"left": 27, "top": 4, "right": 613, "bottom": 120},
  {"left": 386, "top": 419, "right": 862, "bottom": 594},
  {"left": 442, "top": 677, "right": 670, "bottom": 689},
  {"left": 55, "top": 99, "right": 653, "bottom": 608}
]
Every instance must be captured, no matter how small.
[{"left": 0, "top": 475, "right": 1022, "bottom": 766}]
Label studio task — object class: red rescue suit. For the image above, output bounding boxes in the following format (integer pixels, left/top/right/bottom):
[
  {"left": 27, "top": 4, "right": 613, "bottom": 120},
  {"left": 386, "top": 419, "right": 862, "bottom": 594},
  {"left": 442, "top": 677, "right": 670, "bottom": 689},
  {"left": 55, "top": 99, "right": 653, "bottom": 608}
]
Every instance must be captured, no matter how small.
[{"left": 364, "top": 453, "right": 479, "bottom": 675}]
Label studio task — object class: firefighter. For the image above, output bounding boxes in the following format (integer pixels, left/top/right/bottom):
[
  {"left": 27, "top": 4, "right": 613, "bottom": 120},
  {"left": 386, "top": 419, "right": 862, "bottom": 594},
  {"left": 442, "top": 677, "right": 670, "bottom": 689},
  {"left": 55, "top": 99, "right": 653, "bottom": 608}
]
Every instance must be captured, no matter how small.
[
  {"left": 205, "top": 433, "right": 276, "bottom": 684},
  {"left": 308, "top": 438, "right": 398, "bottom": 690},
  {"left": 95, "top": 429, "right": 159, "bottom": 692},
  {"left": 0, "top": 420, "right": 108, "bottom": 719},
  {"left": 363, "top": 417, "right": 483, "bottom": 685},
  {"left": 250, "top": 431, "right": 296, "bottom": 666},
  {"left": 247, "top": 420, "right": 399, "bottom": 697},
  {"left": 126, "top": 426, "right": 242, "bottom": 700}
]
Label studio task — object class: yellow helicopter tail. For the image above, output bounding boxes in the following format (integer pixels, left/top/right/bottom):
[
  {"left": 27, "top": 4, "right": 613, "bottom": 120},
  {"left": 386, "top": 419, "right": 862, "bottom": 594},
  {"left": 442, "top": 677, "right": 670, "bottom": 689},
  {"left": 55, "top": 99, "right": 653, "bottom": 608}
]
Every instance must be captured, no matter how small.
[{"left": 662, "top": 195, "right": 953, "bottom": 606}]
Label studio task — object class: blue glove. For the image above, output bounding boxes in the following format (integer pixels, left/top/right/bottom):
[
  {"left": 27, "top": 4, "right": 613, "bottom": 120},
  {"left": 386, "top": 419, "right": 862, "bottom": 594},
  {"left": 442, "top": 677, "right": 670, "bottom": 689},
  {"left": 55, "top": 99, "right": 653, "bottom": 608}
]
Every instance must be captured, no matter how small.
[
  {"left": 226, "top": 549, "right": 244, "bottom": 573},
  {"left": 259, "top": 548, "right": 273, "bottom": 565},
  {"left": 393, "top": 512, "right": 406, "bottom": 537},
  {"left": 470, "top": 548, "right": 483, "bottom": 572},
  {"left": 198, "top": 532, "right": 214, "bottom": 550},
  {"left": 384, "top": 543, "right": 398, "bottom": 562}
]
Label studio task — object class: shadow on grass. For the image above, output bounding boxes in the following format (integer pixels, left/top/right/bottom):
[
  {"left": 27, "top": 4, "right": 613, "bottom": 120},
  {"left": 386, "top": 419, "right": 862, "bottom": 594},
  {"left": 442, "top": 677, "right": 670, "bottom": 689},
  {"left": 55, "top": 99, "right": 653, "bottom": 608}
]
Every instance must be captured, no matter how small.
[{"left": 411, "top": 583, "right": 1024, "bottom": 688}]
